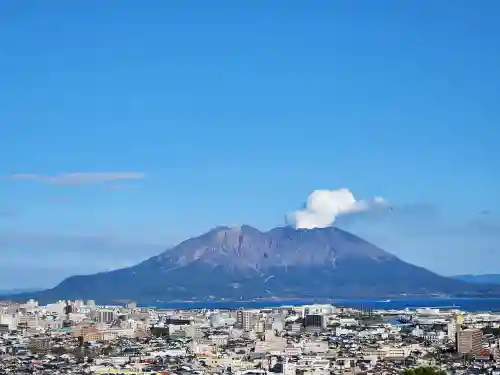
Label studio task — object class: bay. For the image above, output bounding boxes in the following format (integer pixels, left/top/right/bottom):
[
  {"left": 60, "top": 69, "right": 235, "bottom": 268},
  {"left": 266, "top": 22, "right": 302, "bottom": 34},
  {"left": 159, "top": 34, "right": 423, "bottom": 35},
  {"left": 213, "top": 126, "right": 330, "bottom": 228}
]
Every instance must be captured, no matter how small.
[{"left": 142, "top": 297, "right": 500, "bottom": 312}]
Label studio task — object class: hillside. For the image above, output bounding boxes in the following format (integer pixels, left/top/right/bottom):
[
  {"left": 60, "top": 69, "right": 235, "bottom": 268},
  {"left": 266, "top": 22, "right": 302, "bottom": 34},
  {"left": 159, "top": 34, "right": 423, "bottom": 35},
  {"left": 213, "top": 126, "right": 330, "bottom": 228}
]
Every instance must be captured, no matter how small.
[{"left": 453, "top": 274, "right": 500, "bottom": 284}]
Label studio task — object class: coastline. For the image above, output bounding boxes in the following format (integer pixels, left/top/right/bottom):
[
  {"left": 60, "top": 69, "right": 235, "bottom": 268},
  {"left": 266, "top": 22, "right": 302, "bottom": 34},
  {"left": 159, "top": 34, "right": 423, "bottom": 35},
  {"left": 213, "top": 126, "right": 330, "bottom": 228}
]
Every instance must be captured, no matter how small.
[{"left": 136, "top": 297, "right": 500, "bottom": 313}]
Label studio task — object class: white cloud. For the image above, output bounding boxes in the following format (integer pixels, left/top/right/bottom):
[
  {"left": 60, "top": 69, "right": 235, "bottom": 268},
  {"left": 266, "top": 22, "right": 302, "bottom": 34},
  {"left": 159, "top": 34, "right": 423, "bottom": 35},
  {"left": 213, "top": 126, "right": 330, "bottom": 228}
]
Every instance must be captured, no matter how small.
[
  {"left": 7, "top": 172, "right": 145, "bottom": 185},
  {"left": 288, "top": 188, "right": 387, "bottom": 229}
]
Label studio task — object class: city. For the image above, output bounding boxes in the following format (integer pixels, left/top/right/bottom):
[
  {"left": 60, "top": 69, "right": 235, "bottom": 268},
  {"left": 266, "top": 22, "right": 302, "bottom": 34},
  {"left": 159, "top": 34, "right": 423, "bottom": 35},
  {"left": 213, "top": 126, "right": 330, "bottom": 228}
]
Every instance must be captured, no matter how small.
[
  {"left": 1, "top": 299, "right": 500, "bottom": 374},
  {"left": 1, "top": 1, "right": 499, "bottom": 375}
]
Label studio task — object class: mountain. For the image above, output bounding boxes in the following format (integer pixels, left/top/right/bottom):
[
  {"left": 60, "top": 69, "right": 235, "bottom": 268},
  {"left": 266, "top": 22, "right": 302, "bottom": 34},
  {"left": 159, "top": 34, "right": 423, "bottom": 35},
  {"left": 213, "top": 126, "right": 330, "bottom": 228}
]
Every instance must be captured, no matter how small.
[
  {"left": 0, "top": 287, "right": 40, "bottom": 294},
  {"left": 4, "top": 225, "right": 497, "bottom": 303},
  {"left": 453, "top": 274, "right": 500, "bottom": 284}
]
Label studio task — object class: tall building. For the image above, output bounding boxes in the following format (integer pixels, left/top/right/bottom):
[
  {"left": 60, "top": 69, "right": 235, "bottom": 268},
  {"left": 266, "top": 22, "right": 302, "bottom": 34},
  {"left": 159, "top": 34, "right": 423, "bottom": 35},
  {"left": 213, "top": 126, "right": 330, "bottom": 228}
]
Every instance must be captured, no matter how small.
[
  {"left": 235, "top": 309, "right": 257, "bottom": 331},
  {"left": 255, "top": 319, "right": 266, "bottom": 333},
  {"left": 458, "top": 328, "right": 483, "bottom": 354},
  {"left": 97, "top": 309, "right": 116, "bottom": 324},
  {"left": 236, "top": 309, "right": 244, "bottom": 329},
  {"left": 304, "top": 314, "right": 325, "bottom": 332},
  {"left": 242, "top": 311, "right": 255, "bottom": 332},
  {"left": 447, "top": 321, "right": 457, "bottom": 342}
]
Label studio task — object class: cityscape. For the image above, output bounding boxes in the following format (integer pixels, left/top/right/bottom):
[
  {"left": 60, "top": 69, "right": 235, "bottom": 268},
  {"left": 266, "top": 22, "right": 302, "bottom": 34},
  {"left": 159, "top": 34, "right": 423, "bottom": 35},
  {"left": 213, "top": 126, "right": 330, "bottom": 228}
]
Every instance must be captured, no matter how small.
[
  {"left": 1, "top": 299, "right": 500, "bottom": 374},
  {"left": 1, "top": 1, "right": 499, "bottom": 375}
]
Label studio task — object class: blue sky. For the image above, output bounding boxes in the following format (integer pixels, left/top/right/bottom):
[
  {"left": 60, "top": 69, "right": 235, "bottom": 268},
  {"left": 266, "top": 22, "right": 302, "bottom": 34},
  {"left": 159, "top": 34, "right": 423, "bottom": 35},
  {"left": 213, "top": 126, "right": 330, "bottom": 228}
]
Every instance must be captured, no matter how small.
[{"left": 1, "top": 0, "right": 499, "bottom": 287}]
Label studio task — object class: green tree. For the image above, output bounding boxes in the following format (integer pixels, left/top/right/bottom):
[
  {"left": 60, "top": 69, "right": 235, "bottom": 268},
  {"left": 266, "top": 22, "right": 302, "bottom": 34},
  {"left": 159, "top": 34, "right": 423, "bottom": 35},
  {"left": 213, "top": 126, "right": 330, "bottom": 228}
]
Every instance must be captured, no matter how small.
[{"left": 401, "top": 367, "right": 446, "bottom": 375}]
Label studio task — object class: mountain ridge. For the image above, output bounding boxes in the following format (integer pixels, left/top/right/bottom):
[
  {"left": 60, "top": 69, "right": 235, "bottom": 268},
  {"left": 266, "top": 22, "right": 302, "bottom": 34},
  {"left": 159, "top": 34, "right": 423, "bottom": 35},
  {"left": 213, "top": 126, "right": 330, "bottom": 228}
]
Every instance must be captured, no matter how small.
[
  {"left": 3, "top": 225, "right": 498, "bottom": 303},
  {"left": 452, "top": 274, "right": 500, "bottom": 284}
]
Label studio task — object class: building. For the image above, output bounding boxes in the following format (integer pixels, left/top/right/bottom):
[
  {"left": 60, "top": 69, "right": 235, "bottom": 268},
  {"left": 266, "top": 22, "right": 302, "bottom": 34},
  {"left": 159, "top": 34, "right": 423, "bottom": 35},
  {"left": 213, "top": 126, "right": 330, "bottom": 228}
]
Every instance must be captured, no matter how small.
[
  {"left": 27, "top": 337, "right": 51, "bottom": 353},
  {"left": 209, "top": 334, "right": 229, "bottom": 346},
  {"left": 304, "top": 314, "right": 325, "bottom": 332},
  {"left": 458, "top": 328, "right": 483, "bottom": 354},
  {"left": 126, "top": 301, "right": 137, "bottom": 309},
  {"left": 271, "top": 318, "right": 284, "bottom": 332},
  {"left": 210, "top": 312, "right": 236, "bottom": 328},
  {"left": 81, "top": 325, "right": 102, "bottom": 342},
  {"left": 447, "top": 321, "right": 457, "bottom": 342},
  {"left": 289, "top": 322, "right": 302, "bottom": 335},
  {"left": 97, "top": 309, "right": 116, "bottom": 323},
  {"left": 254, "top": 333, "right": 286, "bottom": 353},
  {"left": 0, "top": 314, "right": 19, "bottom": 330},
  {"left": 236, "top": 309, "right": 244, "bottom": 328},
  {"left": 186, "top": 323, "right": 203, "bottom": 339},
  {"left": 242, "top": 310, "right": 255, "bottom": 332},
  {"left": 255, "top": 320, "right": 266, "bottom": 333},
  {"left": 234, "top": 309, "right": 259, "bottom": 331}
]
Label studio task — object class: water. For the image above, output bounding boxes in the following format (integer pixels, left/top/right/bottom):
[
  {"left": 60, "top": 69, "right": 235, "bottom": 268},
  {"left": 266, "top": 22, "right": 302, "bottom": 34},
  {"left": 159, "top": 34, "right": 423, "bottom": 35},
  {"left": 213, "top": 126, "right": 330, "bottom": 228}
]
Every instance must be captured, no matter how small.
[{"left": 141, "top": 298, "right": 500, "bottom": 312}]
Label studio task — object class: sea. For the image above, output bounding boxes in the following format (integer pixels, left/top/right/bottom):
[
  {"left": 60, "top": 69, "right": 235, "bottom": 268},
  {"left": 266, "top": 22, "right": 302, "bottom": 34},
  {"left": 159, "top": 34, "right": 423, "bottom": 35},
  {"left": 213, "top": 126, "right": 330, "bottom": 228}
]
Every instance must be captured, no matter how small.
[{"left": 142, "top": 298, "right": 500, "bottom": 312}]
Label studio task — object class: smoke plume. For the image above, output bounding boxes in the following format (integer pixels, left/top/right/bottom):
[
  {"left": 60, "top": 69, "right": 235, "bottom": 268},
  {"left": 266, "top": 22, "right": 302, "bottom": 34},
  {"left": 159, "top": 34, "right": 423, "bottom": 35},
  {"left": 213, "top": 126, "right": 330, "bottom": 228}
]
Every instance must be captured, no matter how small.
[{"left": 288, "top": 188, "right": 387, "bottom": 229}]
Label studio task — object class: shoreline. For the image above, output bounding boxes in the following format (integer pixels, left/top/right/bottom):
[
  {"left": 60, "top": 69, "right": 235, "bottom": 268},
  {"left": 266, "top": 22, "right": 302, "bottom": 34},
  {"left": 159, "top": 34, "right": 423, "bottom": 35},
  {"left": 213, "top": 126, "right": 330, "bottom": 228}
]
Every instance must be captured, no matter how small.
[{"left": 132, "top": 297, "right": 500, "bottom": 313}]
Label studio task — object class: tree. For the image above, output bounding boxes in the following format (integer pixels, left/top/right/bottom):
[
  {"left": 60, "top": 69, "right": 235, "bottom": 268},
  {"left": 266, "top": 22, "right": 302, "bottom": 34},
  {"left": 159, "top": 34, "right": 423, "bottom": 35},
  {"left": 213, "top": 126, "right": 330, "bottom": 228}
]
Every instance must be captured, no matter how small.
[
  {"left": 401, "top": 367, "right": 446, "bottom": 375},
  {"left": 101, "top": 346, "right": 114, "bottom": 356}
]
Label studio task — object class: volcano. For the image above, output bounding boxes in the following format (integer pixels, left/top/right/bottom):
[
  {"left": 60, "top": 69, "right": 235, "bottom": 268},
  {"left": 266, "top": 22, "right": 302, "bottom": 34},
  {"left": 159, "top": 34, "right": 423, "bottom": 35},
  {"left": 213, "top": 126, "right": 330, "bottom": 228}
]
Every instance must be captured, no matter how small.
[{"left": 6, "top": 225, "right": 496, "bottom": 303}]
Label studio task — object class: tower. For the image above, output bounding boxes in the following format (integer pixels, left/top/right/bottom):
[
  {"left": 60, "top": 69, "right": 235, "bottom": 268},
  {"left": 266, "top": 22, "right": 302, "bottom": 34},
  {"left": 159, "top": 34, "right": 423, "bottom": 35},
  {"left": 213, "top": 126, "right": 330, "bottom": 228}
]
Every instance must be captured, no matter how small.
[
  {"left": 63, "top": 301, "right": 73, "bottom": 327},
  {"left": 454, "top": 315, "right": 464, "bottom": 350}
]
